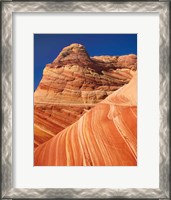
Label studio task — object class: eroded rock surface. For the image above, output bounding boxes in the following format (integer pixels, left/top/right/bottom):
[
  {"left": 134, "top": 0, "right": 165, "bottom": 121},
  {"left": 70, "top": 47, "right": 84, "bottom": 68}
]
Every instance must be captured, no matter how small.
[
  {"left": 34, "top": 72, "right": 137, "bottom": 166},
  {"left": 34, "top": 43, "right": 137, "bottom": 148}
]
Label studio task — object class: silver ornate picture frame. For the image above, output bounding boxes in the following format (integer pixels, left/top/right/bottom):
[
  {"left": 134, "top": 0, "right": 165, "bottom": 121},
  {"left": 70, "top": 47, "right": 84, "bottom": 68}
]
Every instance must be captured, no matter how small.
[{"left": 1, "top": 0, "right": 170, "bottom": 199}]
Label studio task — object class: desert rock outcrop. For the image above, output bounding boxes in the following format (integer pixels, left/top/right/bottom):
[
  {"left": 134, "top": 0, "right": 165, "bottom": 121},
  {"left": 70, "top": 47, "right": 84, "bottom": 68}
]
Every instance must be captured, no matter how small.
[{"left": 34, "top": 43, "right": 137, "bottom": 148}]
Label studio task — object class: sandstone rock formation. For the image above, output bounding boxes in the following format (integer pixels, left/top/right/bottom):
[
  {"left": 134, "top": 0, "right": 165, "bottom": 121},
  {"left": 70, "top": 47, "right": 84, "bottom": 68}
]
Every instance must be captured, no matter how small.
[
  {"left": 34, "top": 43, "right": 137, "bottom": 148},
  {"left": 34, "top": 72, "right": 137, "bottom": 166}
]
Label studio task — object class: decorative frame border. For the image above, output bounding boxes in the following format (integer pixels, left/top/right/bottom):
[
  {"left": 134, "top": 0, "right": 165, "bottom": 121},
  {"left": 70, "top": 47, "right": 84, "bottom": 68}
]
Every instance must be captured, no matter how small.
[{"left": 1, "top": 1, "right": 170, "bottom": 199}]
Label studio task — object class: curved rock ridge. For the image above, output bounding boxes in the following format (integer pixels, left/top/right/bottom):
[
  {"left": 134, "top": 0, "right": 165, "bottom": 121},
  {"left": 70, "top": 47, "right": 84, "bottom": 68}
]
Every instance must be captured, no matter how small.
[
  {"left": 34, "top": 43, "right": 137, "bottom": 148},
  {"left": 34, "top": 72, "right": 137, "bottom": 166}
]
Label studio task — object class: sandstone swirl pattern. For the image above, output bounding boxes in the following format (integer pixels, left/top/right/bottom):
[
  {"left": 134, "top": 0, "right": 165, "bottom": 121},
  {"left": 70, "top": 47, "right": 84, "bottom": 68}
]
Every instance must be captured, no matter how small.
[
  {"left": 34, "top": 72, "right": 137, "bottom": 166},
  {"left": 34, "top": 43, "right": 137, "bottom": 148}
]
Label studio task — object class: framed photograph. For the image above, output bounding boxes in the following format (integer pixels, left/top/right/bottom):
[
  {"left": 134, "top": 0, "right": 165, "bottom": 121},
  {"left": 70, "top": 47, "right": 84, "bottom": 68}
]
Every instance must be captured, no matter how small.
[{"left": 1, "top": 0, "right": 170, "bottom": 199}]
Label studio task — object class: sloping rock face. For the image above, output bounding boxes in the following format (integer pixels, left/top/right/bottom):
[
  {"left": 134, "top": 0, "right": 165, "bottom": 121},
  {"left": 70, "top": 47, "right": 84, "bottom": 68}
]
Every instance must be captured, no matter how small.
[
  {"left": 34, "top": 43, "right": 137, "bottom": 148},
  {"left": 34, "top": 72, "right": 137, "bottom": 166}
]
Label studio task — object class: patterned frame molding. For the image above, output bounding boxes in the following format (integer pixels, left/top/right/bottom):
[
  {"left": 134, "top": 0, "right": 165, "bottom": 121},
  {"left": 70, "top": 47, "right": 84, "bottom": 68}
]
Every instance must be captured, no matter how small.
[{"left": 1, "top": 1, "right": 170, "bottom": 199}]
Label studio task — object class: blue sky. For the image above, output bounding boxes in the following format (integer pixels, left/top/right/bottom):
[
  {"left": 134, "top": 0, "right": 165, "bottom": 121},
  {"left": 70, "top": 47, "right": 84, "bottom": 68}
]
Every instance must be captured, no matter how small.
[{"left": 34, "top": 34, "right": 137, "bottom": 90}]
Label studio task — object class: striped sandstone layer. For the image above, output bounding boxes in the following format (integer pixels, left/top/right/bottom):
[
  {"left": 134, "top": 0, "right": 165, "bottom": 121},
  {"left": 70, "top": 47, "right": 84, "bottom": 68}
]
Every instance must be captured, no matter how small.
[
  {"left": 34, "top": 43, "right": 137, "bottom": 148},
  {"left": 34, "top": 72, "right": 137, "bottom": 166}
]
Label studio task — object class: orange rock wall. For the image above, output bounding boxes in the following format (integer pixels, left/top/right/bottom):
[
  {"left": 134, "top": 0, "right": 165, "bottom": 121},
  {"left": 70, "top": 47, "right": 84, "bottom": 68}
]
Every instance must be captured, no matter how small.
[
  {"left": 34, "top": 44, "right": 137, "bottom": 148},
  {"left": 34, "top": 72, "right": 137, "bottom": 166}
]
